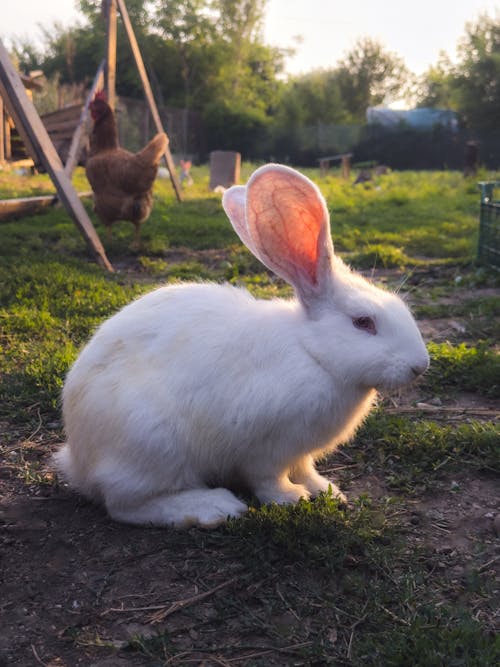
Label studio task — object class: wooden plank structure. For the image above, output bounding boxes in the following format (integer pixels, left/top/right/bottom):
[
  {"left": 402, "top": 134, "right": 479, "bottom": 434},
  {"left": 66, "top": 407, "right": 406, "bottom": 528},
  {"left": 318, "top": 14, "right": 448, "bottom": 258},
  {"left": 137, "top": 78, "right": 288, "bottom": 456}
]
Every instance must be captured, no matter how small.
[
  {"left": 0, "top": 0, "right": 182, "bottom": 271},
  {"left": 0, "top": 191, "right": 92, "bottom": 223},
  {"left": 105, "top": 0, "right": 117, "bottom": 111},
  {"left": 317, "top": 153, "right": 353, "bottom": 179},
  {"left": 0, "top": 37, "right": 113, "bottom": 271},
  {"left": 0, "top": 71, "right": 43, "bottom": 164},
  {"left": 41, "top": 104, "right": 86, "bottom": 164},
  {"left": 64, "top": 61, "right": 105, "bottom": 176},
  {"left": 115, "top": 0, "right": 182, "bottom": 201},
  {"left": 60, "top": 0, "right": 183, "bottom": 194},
  {"left": 0, "top": 95, "right": 4, "bottom": 162}
]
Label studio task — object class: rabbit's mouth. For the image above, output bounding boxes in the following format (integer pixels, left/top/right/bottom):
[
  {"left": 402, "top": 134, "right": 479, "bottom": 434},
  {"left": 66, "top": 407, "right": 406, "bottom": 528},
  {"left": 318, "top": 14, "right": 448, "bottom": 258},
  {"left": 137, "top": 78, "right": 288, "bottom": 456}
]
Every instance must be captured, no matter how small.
[{"left": 376, "top": 368, "right": 425, "bottom": 391}]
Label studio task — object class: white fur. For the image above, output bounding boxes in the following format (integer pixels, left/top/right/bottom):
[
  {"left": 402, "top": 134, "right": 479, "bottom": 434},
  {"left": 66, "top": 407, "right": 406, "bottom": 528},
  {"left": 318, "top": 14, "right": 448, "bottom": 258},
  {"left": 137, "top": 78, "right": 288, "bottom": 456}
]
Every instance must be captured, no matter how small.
[{"left": 54, "top": 164, "right": 429, "bottom": 527}]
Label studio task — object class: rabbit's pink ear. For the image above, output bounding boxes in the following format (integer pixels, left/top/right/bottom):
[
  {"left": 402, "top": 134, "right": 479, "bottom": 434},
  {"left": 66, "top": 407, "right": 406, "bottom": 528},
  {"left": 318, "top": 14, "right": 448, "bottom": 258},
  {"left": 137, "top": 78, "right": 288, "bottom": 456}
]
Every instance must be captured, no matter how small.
[
  {"left": 246, "top": 165, "right": 334, "bottom": 299},
  {"left": 222, "top": 185, "right": 262, "bottom": 259}
]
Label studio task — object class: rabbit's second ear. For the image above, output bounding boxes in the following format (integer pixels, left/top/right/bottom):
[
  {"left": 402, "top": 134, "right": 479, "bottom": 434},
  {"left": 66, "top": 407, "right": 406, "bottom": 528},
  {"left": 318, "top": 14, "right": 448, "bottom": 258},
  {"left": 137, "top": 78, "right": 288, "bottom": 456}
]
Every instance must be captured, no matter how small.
[
  {"left": 222, "top": 186, "right": 261, "bottom": 259},
  {"left": 246, "top": 165, "right": 334, "bottom": 304}
]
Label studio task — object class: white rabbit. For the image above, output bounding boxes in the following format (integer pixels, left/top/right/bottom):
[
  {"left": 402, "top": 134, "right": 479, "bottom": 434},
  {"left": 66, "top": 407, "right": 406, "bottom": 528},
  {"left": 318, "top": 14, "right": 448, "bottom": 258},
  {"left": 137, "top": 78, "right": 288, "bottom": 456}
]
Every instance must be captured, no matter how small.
[{"left": 54, "top": 164, "right": 429, "bottom": 527}]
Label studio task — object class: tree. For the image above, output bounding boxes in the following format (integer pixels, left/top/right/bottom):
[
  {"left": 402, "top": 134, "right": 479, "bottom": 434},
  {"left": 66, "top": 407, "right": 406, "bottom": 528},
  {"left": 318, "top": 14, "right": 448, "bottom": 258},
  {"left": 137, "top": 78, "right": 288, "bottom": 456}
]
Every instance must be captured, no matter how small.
[
  {"left": 152, "top": 0, "right": 218, "bottom": 109},
  {"left": 416, "top": 53, "right": 458, "bottom": 110},
  {"left": 221, "top": 0, "right": 285, "bottom": 98},
  {"left": 453, "top": 12, "right": 500, "bottom": 129},
  {"left": 335, "top": 38, "right": 410, "bottom": 122},
  {"left": 151, "top": 0, "right": 286, "bottom": 154},
  {"left": 274, "top": 70, "right": 347, "bottom": 128},
  {"left": 8, "top": 0, "right": 288, "bottom": 156},
  {"left": 9, "top": 39, "right": 43, "bottom": 75},
  {"left": 416, "top": 13, "right": 500, "bottom": 129},
  {"left": 271, "top": 38, "right": 410, "bottom": 129}
]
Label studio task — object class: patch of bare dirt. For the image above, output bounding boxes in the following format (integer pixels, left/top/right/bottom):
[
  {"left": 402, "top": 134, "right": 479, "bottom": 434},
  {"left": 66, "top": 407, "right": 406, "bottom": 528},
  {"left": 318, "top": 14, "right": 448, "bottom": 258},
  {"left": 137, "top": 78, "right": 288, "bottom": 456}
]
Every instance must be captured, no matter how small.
[
  {"left": 417, "top": 318, "right": 468, "bottom": 341},
  {"left": 1, "top": 428, "right": 498, "bottom": 666},
  {"left": 406, "top": 476, "right": 499, "bottom": 553},
  {"left": 382, "top": 384, "right": 500, "bottom": 423},
  {"left": 1, "top": 442, "right": 232, "bottom": 666},
  {"left": 418, "top": 287, "right": 499, "bottom": 306},
  {"left": 401, "top": 475, "right": 500, "bottom": 628},
  {"left": 111, "top": 247, "right": 238, "bottom": 277}
]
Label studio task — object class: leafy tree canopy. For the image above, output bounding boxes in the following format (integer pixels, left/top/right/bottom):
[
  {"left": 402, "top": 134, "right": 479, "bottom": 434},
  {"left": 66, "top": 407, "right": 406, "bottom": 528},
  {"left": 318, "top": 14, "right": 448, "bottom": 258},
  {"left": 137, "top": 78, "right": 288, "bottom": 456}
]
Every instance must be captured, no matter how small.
[
  {"left": 8, "top": 3, "right": 500, "bottom": 157},
  {"left": 417, "top": 12, "right": 500, "bottom": 129},
  {"left": 454, "top": 12, "right": 500, "bottom": 129},
  {"left": 335, "top": 37, "right": 411, "bottom": 123}
]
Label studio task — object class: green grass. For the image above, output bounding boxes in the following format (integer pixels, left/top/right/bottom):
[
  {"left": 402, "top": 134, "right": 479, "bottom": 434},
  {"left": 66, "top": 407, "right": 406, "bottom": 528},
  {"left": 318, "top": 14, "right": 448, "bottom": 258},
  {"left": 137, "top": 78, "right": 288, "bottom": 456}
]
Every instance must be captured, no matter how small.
[
  {"left": 316, "top": 169, "right": 485, "bottom": 262},
  {"left": 0, "top": 165, "right": 493, "bottom": 265},
  {"left": 426, "top": 342, "right": 500, "bottom": 398},
  {"left": 0, "top": 164, "right": 498, "bottom": 665},
  {"left": 0, "top": 259, "right": 142, "bottom": 419},
  {"left": 413, "top": 295, "right": 500, "bottom": 320},
  {"left": 349, "top": 414, "right": 499, "bottom": 493}
]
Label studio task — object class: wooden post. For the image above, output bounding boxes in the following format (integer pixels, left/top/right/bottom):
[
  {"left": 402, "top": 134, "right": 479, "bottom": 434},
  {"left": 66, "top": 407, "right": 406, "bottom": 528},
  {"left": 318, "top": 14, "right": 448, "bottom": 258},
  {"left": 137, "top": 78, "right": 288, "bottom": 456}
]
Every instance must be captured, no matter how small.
[
  {"left": 4, "top": 108, "right": 12, "bottom": 160},
  {"left": 105, "top": 0, "right": 117, "bottom": 110},
  {"left": 319, "top": 158, "right": 329, "bottom": 178},
  {"left": 64, "top": 60, "right": 105, "bottom": 176},
  {"left": 0, "top": 38, "right": 113, "bottom": 272},
  {"left": 116, "top": 0, "right": 183, "bottom": 202},
  {"left": 341, "top": 154, "right": 351, "bottom": 180},
  {"left": 0, "top": 95, "right": 4, "bottom": 162}
]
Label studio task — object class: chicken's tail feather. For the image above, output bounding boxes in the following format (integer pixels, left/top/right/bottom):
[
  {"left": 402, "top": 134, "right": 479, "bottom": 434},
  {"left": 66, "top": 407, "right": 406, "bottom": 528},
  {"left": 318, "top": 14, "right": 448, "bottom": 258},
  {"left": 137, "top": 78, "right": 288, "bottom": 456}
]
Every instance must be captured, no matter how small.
[{"left": 136, "top": 132, "right": 168, "bottom": 166}]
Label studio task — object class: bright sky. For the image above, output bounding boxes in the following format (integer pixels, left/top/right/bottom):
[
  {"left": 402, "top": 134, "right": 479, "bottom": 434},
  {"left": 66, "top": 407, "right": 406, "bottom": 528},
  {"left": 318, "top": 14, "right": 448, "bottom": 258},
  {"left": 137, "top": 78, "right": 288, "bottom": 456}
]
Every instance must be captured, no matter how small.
[{"left": 1, "top": 0, "right": 499, "bottom": 76}]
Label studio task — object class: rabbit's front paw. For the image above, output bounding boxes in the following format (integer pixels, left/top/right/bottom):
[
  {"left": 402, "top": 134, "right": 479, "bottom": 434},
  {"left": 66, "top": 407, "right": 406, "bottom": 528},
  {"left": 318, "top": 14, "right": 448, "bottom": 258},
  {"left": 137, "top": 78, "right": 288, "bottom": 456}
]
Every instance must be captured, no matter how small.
[
  {"left": 327, "top": 483, "right": 347, "bottom": 504},
  {"left": 254, "top": 477, "right": 310, "bottom": 505},
  {"left": 292, "top": 469, "right": 332, "bottom": 497},
  {"left": 301, "top": 474, "right": 347, "bottom": 503},
  {"left": 289, "top": 458, "right": 347, "bottom": 502}
]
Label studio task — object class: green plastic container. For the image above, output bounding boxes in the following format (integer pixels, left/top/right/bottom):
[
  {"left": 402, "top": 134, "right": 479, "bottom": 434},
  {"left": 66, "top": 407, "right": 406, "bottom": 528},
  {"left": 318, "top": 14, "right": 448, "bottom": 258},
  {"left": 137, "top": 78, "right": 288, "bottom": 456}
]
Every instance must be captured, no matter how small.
[{"left": 478, "top": 182, "right": 500, "bottom": 269}]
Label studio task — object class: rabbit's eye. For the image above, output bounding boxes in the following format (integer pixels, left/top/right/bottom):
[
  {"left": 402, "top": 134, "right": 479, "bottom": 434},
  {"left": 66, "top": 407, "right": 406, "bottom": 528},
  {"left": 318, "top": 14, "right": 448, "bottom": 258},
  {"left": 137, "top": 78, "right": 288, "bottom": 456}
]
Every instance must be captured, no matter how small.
[{"left": 353, "top": 316, "right": 377, "bottom": 335}]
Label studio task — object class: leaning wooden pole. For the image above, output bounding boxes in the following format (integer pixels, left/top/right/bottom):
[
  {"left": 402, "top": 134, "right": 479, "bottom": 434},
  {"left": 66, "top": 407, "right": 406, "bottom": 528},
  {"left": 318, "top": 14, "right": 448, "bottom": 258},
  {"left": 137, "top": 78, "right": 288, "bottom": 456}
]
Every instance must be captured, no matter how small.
[
  {"left": 116, "top": 0, "right": 183, "bottom": 202},
  {"left": 105, "top": 0, "right": 117, "bottom": 110},
  {"left": 0, "top": 95, "right": 4, "bottom": 163},
  {"left": 0, "top": 39, "right": 113, "bottom": 272},
  {"left": 64, "top": 60, "right": 105, "bottom": 176}
]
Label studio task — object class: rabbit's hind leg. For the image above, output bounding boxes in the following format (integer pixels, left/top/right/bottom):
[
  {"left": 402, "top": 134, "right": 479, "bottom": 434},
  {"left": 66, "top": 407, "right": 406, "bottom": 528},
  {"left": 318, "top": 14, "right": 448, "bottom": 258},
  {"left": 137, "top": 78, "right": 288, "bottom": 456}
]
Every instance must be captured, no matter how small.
[{"left": 105, "top": 488, "right": 248, "bottom": 527}]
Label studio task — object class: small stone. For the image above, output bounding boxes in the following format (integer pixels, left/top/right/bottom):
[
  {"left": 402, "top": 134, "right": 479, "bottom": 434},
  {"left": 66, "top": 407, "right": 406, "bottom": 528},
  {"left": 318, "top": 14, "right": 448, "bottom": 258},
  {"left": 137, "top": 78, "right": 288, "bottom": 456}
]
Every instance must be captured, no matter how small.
[
  {"left": 327, "top": 627, "right": 338, "bottom": 644},
  {"left": 436, "top": 546, "right": 453, "bottom": 555},
  {"left": 428, "top": 397, "right": 443, "bottom": 406},
  {"left": 493, "top": 514, "right": 500, "bottom": 537},
  {"left": 450, "top": 321, "right": 466, "bottom": 333},
  {"left": 124, "top": 623, "right": 155, "bottom": 640}
]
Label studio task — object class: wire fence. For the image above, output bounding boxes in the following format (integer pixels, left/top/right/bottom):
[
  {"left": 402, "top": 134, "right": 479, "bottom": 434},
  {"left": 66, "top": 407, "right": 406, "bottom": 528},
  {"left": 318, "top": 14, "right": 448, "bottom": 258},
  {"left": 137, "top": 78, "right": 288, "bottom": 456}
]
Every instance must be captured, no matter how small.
[
  {"left": 34, "top": 87, "right": 500, "bottom": 170},
  {"left": 478, "top": 182, "right": 500, "bottom": 269}
]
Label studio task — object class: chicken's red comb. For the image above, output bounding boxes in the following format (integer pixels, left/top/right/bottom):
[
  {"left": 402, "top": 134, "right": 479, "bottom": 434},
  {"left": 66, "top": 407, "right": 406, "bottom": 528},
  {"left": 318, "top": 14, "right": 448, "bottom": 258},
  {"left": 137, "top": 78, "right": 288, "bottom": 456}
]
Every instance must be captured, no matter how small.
[{"left": 94, "top": 90, "right": 107, "bottom": 101}]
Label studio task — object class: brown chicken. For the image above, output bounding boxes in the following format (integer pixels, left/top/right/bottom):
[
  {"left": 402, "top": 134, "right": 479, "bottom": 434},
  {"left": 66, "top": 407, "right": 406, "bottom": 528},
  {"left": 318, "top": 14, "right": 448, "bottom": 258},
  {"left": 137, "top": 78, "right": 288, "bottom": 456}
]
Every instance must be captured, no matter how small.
[{"left": 86, "top": 91, "right": 168, "bottom": 246}]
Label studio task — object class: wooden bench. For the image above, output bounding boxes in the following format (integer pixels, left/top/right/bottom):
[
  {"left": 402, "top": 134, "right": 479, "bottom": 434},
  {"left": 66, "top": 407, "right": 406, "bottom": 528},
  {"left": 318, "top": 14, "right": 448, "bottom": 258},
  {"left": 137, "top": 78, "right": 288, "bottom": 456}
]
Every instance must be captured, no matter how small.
[{"left": 317, "top": 153, "right": 352, "bottom": 178}]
